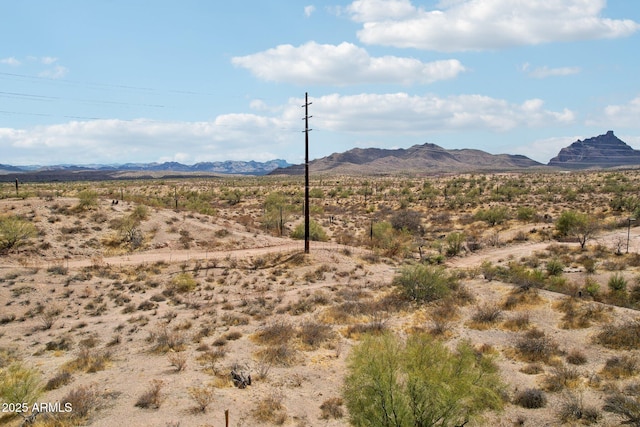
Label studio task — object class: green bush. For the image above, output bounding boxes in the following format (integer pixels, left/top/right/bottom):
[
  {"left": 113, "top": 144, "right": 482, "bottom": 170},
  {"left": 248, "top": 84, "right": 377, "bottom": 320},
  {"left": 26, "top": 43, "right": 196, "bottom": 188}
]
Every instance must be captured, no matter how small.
[
  {"left": 546, "top": 259, "right": 564, "bottom": 276},
  {"left": 291, "top": 219, "right": 328, "bottom": 242},
  {"left": 0, "top": 362, "right": 42, "bottom": 407},
  {"left": 344, "top": 332, "right": 504, "bottom": 427},
  {"left": 76, "top": 190, "right": 98, "bottom": 210},
  {"left": 170, "top": 273, "right": 198, "bottom": 293},
  {"left": 608, "top": 273, "right": 628, "bottom": 292},
  {"left": 370, "top": 221, "right": 412, "bottom": 258},
  {"left": 475, "top": 206, "right": 509, "bottom": 226},
  {"left": 0, "top": 215, "right": 37, "bottom": 252},
  {"left": 393, "top": 264, "right": 458, "bottom": 303},
  {"left": 445, "top": 232, "right": 465, "bottom": 256}
]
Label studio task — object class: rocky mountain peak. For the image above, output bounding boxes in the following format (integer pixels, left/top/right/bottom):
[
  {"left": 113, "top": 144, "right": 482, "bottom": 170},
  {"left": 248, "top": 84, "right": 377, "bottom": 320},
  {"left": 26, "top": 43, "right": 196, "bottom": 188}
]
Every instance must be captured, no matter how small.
[{"left": 548, "top": 131, "right": 640, "bottom": 168}]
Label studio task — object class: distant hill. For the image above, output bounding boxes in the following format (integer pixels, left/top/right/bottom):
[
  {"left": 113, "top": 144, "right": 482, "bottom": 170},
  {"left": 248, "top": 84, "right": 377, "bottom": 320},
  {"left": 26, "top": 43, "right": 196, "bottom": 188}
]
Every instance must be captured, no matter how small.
[
  {"left": 548, "top": 131, "right": 640, "bottom": 168},
  {"left": 270, "top": 142, "right": 542, "bottom": 175},
  {"left": 0, "top": 159, "right": 291, "bottom": 182}
]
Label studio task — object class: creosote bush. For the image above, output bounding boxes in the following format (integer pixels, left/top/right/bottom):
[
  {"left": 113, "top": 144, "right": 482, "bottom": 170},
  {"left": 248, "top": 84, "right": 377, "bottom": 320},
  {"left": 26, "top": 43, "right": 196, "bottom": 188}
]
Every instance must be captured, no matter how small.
[
  {"left": 514, "top": 388, "right": 547, "bottom": 409},
  {"left": 393, "top": 264, "right": 459, "bottom": 303},
  {"left": 169, "top": 272, "right": 198, "bottom": 293}
]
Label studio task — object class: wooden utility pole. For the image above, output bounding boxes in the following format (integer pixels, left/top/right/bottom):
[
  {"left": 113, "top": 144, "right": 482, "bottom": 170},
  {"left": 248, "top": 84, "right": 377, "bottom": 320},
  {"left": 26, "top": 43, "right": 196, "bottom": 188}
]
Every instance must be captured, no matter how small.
[{"left": 302, "top": 92, "right": 312, "bottom": 254}]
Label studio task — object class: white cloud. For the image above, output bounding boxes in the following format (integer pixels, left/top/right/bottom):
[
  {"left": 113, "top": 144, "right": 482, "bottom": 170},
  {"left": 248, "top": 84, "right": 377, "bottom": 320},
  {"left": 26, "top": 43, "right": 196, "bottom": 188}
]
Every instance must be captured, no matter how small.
[
  {"left": 232, "top": 41, "right": 465, "bottom": 85},
  {"left": 38, "top": 65, "right": 69, "bottom": 79},
  {"left": 348, "top": 0, "right": 640, "bottom": 51},
  {"left": 309, "top": 93, "right": 575, "bottom": 133},
  {"left": 40, "top": 56, "right": 58, "bottom": 65},
  {"left": 1, "top": 114, "right": 296, "bottom": 165},
  {"left": 304, "top": 5, "right": 315, "bottom": 17},
  {"left": 0, "top": 57, "right": 21, "bottom": 66},
  {"left": 1, "top": 93, "right": 575, "bottom": 165},
  {"left": 526, "top": 65, "right": 581, "bottom": 79},
  {"left": 588, "top": 95, "right": 640, "bottom": 128},
  {"left": 346, "top": 0, "right": 416, "bottom": 22}
]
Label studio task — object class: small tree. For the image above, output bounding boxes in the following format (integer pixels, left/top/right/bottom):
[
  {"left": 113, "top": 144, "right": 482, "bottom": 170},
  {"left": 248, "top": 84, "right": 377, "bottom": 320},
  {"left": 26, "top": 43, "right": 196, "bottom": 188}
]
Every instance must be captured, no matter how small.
[
  {"left": 390, "top": 210, "right": 422, "bottom": 235},
  {"left": 344, "top": 332, "right": 504, "bottom": 427},
  {"left": 556, "top": 210, "right": 598, "bottom": 249}
]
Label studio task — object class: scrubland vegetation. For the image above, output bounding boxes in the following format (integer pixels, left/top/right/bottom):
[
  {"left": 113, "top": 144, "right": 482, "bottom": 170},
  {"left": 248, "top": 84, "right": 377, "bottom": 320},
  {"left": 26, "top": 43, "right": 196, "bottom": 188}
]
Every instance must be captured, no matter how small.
[{"left": 3, "top": 169, "right": 640, "bottom": 425}]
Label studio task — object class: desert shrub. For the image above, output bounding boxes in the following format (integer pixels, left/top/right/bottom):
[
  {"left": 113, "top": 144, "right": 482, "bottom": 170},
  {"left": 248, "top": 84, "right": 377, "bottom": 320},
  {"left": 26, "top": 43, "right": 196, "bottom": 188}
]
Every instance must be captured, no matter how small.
[
  {"left": 584, "top": 277, "right": 600, "bottom": 298},
  {"left": 253, "top": 320, "right": 295, "bottom": 346},
  {"left": 502, "top": 312, "right": 530, "bottom": 331},
  {"left": 298, "top": 321, "right": 333, "bottom": 349},
  {"left": 474, "top": 206, "right": 509, "bottom": 226},
  {"left": 148, "top": 326, "right": 186, "bottom": 353},
  {"left": 393, "top": 264, "right": 459, "bottom": 303},
  {"left": 320, "top": 397, "right": 344, "bottom": 419},
  {"left": 604, "top": 387, "right": 640, "bottom": 426},
  {"left": 566, "top": 349, "right": 588, "bottom": 365},
  {"left": 256, "top": 344, "right": 297, "bottom": 367},
  {"left": 520, "top": 363, "right": 544, "bottom": 375},
  {"left": 516, "top": 206, "right": 537, "bottom": 222},
  {"left": 344, "top": 332, "right": 504, "bottom": 427},
  {"left": 129, "top": 204, "right": 149, "bottom": 222},
  {"left": 64, "top": 347, "right": 112, "bottom": 373},
  {"left": 0, "top": 362, "right": 42, "bottom": 407},
  {"left": 594, "top": 321, "right": 640, "bottom": 350},
  {"left": 0, "top": 215, "right": 37, "bottom": 252},
  {"left": 168, "top": 352, "right": 187, "bottom": 372},
  {"left": 514, "top": 388, "right": 547, "bottom": 408},
  {"left": 546, "top": 258, "right": 564, "bottom": 276},
  {"left": 542, "top": 365, "right": 580, "bottom": 392},
  {"left": 187, "top": 384, "right": 214, "bottom": 413},
  {"left": 601, "top": 355, "right": 639, "bottom": 379},
  {"left": 390, "top": 209, "right": 422, "bottom": 234},
  {"left": 76, "top": 190, "right": 98, "bottom": 210},
  {"left": 370, "top": 221, "right": 412, "bottom": 258},
  {"left": 581, "top": 257, "right": 597, "bottom": 273},
  {"left": 557, "top": 393, "right": 601, "bottom": 425},
  {"left": 515, "top": 329, "right": 559, "bottom": 363},
  {"left": 253, "top": 393, "right": 287, "bottom": 424},
  {"left": 445, "top": 231, "right": 465, "bottom": 256},
  {"left": 135, "top": 379, "right": 164, "bottom": 409},
  {"left": 60, "top": 384, "right": 98, "bottom": 419},
  {"left": 169, "top": 272, "right": 198, "bottom": 293},
  {"left": 608, "top": 273, "right": 628, "bottom": 292},
  {"left": 290, "top": 219, "right": 328, "bottom": 242},
  {"left": 44, "top": 371, "right": 72, "bottom": 391},
  {"left": 470, "top": 303, "right": 503, "bottom": 326}
]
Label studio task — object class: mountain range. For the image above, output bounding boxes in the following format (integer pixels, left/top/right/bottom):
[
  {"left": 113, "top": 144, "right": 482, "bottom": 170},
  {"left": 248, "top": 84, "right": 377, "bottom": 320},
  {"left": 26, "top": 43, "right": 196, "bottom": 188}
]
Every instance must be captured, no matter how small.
[
  {"left": 270, "top": 131, "right": 639, "bottom": 175},
  {"left": 2, "top": 131, "right": 639, "bottom": 181},
  {"left": 0, "top": 159, "right": 291, "bottom": 182}
]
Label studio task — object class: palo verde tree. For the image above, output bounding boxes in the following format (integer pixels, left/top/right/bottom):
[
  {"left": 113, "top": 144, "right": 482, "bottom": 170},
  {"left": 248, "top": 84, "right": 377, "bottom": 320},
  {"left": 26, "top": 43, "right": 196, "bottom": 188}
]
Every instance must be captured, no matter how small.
[
  {"left": 262, "top": 192, "right": 294, "bottom": 236},
  {"left": 344, "top": 332, "right": 504, "bottom": 427},
  {"left": 555, "top": 210, "right": 599, "bottom": 249}
]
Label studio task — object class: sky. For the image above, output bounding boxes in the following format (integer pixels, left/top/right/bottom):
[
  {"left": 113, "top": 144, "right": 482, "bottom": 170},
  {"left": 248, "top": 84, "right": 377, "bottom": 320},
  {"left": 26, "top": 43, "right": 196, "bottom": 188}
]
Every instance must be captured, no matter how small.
[{"left": 1, "top": 0, "right": 640, "bottom": 166}]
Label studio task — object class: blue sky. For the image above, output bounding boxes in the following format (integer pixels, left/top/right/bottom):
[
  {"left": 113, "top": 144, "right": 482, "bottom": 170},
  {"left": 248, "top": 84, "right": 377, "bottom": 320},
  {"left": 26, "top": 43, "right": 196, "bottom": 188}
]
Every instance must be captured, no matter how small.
[{"left": 1, "top": 0, "right": 639, "bottom": 166}]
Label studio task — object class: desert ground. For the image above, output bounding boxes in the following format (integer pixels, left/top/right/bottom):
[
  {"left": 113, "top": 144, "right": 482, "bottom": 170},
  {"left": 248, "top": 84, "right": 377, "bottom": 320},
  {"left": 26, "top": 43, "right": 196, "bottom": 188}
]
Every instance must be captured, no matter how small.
[{"left": 3, "top": 171, "right": 640, "bottom": 426}]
